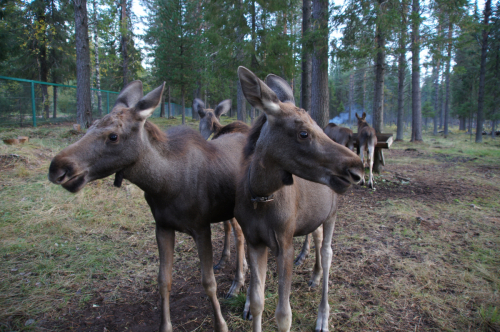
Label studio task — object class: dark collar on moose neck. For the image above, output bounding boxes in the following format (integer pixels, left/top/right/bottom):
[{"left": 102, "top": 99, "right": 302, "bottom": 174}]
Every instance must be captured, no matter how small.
[{"left": 247, "top": 165, "right": 275, "bottom": 209}]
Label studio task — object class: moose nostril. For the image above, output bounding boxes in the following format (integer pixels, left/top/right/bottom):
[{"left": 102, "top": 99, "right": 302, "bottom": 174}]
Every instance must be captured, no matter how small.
[
  {"left": 56, "top": 171, "right": 67, "bottom": 183},
  {"left": 349, "top": 169, "right": 362, "bottom": 183}
]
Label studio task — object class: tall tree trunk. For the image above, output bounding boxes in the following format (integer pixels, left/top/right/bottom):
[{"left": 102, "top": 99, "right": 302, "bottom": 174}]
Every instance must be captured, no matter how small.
[
  {"left": 181, "top": 86, "right": 185, "bottom": 125},
  {"left": 120, "top": 0, "right": 129, "bottom": 87},
  {"left": 300, "top": 0, "right": 312, "bottom": 112},
  {"left": 160, "top": 93, "right": 165, "bottom": 117},
  {"left": 444, "top": 20, "right": 452, "bottom": 137},
  {"left": 53, "top": 86, "right": 57, "bottom": 118},
  {"left": 92, "top": 0, "right": 102, "bottom": 117},
  {"left": 476, "top": 0, "right": 492, "bottom": 142},
  {"left": 396, "top": 2, "right": 407, "bottom": 141},
  {"left": 237, "top": 79, "right": 247, "bottom": 122},
  {"left": 410, "top": 0, "right": 422, "bottom": 141},
  {"left": 310, "top": 0, "right": 329, "bottom": 128},
  {"left": 440, "top": 70, "right": 445, "bottom": 130},
  {"left": 74, "top": 0, "right": 92, "bottom": 128},
  {"left": 348, "top": 72, "right": 354, "bottom": 126},
  {"left": 372, "top": 0, "right": 385, "bottom": 133},
  {"left": 35, "top": 7, "right": 50, "bottom": 119},
  {"left": 167, "top": 85, "right": 171, "bottom": 118},
  {"left": 362, "top": 68, "right": 366, "bottom": 112},
  {"left": 433, "top": 23, "right": 442, "bottom": 136}
]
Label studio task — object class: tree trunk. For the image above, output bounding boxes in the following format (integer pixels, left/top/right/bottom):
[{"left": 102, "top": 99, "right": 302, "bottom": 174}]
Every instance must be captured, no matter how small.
[
  {"left": 181, "top": 87, "right": 185, "bottom": 125},
  {"left": 433, "top": 24, "right": 442, "bottom": 136},
  {"left": 348, "top": 72, "right": 354, "bottom": 126},
  {"left": 237, "top": 78, "right": 247, "bottom": 123},
  {"left": 362, "top": 68, "right": 366, "bottom": 112},
  {"left": 372, "top": 0, "right": 385, "bottom": 133},
  {"left": 444, "top": 20, "right": 452, "bottom": 137},
  {"left": 476, "top": 0, "right": 492, "bottom": 143},
  {"left": 410, "top": 0, "right": 423, "bottom": 142},
  {"left": 92, "top": 0, "right": 102, "bottom": 117},
  {"left": 53, "top": 86, "right": 57, "bottom": 118},
  {"left": 160, "top": 93, "right": 165, "bottom": 117},
  {"left": 310, "top": 0, "right": 329, "bottom": 129},
  {"left": 74, "top": 0, "right": 92, "bottom": 128},
  {"left": 396, "top": 2, "right": 407, "bottom": 141},
  {"left": 120, "top": 0, "right": 129, "bottom": 87},
  {"left": 300, "top": 0, "right": 312, "bottom": 112},
  {"left": 492, "top": 119, "right": 496, "bottom": 138},
  {"left": 168, "top": 85, "right": 171, "bottom": 118}
]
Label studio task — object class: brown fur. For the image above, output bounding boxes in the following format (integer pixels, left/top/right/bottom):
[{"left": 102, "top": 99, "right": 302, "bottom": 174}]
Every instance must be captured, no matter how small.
[
  {"left": 235, "top": 67, "right": 364, "bottom": 332},
  {"left": 356, "top": 112, "right": 378, "bottom": 189},
  {"left": 48, "top": 81, "right": 247, "bottom": 332},
  {"left": 323, "top": 123, "right": 354, "bottom": 151}
]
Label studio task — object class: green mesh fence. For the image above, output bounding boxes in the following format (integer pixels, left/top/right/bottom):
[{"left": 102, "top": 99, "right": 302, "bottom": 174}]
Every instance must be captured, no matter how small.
[{"left": 0, "top": 76, "right": 194, "bottom": 127}]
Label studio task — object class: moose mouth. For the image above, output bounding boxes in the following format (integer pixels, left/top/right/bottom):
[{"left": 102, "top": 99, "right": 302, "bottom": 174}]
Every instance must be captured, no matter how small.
[
  {"left": 329, "top": 175, "right": 352, "bottom": 194},
  {"left": 61, "top": 172, "right": 88, "bottom": 193}
]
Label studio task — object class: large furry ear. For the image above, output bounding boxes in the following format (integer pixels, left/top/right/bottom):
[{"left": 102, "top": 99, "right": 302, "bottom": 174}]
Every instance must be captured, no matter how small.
[
  {"left": 114, "top": 81, "right": 144, "bottom": 109},
  {"left": 238, "top": 66, "right": 281, "bottom": 117},
  {"left": 193, "top": 98, "right": 206, "bottom": 118},
  {"left": 265, "top": 74, "right": 295, "bottom": 105},
  {"left": 362, "top": 112, "right": 367, "bottom": 119},
  {"left": 355, "top": 113, "right": 360, "bottom": 120},
  {"left": 135, "top": 82, "right": 165, "bottom": 121},
  {"left": 214, "top": 99, "right": 231, "bottom": 118}
]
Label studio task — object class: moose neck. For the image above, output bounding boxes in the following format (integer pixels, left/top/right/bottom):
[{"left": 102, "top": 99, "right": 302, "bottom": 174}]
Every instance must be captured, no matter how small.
[
  {"left": 358, "top": 122, "right": 370, "bottom": 130},
  {"left": 212, "top": 119, "right": 224, "bottom": 136}
]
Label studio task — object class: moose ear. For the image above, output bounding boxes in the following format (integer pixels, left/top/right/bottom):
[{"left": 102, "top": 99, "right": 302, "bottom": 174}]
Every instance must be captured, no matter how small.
[
  {"left": 135, "top": 82, "right": 165, "bottom": 121},
  {"left": 114, "top": 80, "right": 144, "bottom": 109},
  {"left": 238, "top": 66, "right": 281, "bottom": 117},
  {"left": 355, "top": 113, "right": 360, "bottom": 120},
  {"left": 362, "top": 112, "right": 367, "bottom": 119},
  {"left": 265, "top": 74, "right": 295, "bottom": 105},
  {"left": 214, "top": 99, "right": 231, "bottom": 118},
  {"left": 193, "top": 98, "right": 206, "bottom": 118}
]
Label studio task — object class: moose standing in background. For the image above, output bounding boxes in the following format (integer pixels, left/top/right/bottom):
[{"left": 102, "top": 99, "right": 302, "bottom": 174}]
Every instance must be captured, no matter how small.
[
  {"left": 356, "top": 112, "right": 378, "bottom": 189},
  {"left": 48, "top": 81, "right": 248, "bottom": 332},
  {"left": 323, "top": 123, "right": 355, "bottom": 151}
]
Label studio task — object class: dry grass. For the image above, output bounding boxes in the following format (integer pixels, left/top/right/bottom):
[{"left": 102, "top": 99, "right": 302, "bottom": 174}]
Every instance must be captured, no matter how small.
[{"left": 0, "top": 122, "right": 499, "bottom": 331}]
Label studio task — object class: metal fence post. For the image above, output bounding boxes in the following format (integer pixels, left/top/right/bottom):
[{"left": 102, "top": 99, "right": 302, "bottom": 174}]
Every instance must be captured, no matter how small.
[
  {"left": 31, "top": 81, "right": 37, "bottom": 127},
  {"left": 107, "top": 92, "right": 109, "bottom": 114}
]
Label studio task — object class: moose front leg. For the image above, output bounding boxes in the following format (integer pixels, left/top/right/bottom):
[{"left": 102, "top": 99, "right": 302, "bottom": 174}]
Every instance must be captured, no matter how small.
[
  {"left": 156, "top": 226, "right": 175, "bottom": 332},
  {"left": 194, "top": 227, "right": 228, "bottom": 332},
  {"left": 275, "top": 242, "right": 295, "bottom": 332},
  {"left": 315, "top": 213, "right": 337, "bottom": 332},
  {"left": 308, "top": 225, "right": 323, "bottom": 288}
]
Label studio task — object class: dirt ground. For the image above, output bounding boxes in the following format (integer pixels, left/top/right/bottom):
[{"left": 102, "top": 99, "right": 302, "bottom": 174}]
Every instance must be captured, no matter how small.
[{"left": 36, "top": 147, "right": 500, "bottom": 332}]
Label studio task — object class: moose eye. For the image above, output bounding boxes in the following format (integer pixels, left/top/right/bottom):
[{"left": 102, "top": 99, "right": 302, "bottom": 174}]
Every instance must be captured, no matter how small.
[
  {"left": 298, "top": 131, "right": 309, "bottom": 139},
  {"left": 109, "top": 133, "right": 118, "bottom": 142}
]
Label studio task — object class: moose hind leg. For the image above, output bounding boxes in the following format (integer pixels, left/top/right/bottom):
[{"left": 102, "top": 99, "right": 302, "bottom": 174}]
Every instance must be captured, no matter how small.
[
  {"left": 156, "top": 226, "right": 175, "bottom": 332},
  {"left": 358, "top": 144, "right": 366, "bottom": 186},
  {"left": 226, "top": 218, "right": 247, "bottom": 298},
  {"left": 214, "top": 220, "right": 232, "bottom": 272},
  {"left": 294, "top": 234, "right": 310, "bottom": 266},
  {"left": 315, "top": 213, "right": 337, "bottom": 332},
  {"left": 367, "top": 145, "right": 375, "bottom": 189},
  {"left": 194, "top": 228, "right": 228, "bottom": 332},
  {"left": 308, "top": 226, "right": 323, "bottom": 288}
]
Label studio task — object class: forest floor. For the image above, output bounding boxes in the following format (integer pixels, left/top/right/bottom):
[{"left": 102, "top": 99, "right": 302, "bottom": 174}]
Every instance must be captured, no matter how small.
[{"left": 1, "top": 119, "right": 499, "bottom": 331}]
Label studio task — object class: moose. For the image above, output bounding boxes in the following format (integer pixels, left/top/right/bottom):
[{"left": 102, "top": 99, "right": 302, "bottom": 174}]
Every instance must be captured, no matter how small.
[
  {"left": 193, "top": 97, "right": 249, "bottom": 273},
  {"left": 235, "top": 67, "right": 364, "bottom": 332},
  {"left": 356, "top": 112, "right": 378, "bottom": 189},
  {"left": 323, "top": 122, "right": 355, "bottom": 151},
  {"left": 48, "top": 81, "right": 248, "bottom": 332}
]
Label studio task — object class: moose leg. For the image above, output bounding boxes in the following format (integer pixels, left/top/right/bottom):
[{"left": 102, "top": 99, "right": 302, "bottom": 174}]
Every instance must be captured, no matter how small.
[
  {"left": 308, "top": 225, "right": 323, "bottom": 288},
  {"left": 194, "top": 227, "right": 228, "bottom": 332},
  {"left": 367, "top": 145, "right": 375, "bottom": 189},
  {"left": 315, "top": 213, "right": 337, "bottom": 332},
  {"left": 275, "top": 242, "right": 294, "bottom": 332},
  {"left": 244, "top": 243, "right": 268, "bottom": 332},
  {"left": 359, "top": 145, "right": 366, "bottom": 186},
  {"left": 294, "top": 234, "right": 310, "bottom": 266},
  {"left": 214, "top": 220, "right": 232, "bottom": 272},
  {"left": 156, "top": 226, "right": 175, "bottom": 332},
  {"left": 226, "top": 218, "right": 247, "bottom": 298}
]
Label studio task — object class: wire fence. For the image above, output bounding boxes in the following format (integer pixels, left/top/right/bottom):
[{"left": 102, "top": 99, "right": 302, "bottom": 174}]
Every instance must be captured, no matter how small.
[{"left": 0, "top": 76, "right": 192, "bottom": 127}]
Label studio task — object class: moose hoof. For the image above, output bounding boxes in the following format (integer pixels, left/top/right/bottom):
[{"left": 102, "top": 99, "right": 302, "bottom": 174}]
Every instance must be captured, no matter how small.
[
  {"left": 213, "top": 261, "right": 226, "bottom": 272},
  {"left": 294, "top": 253, "right": 309, "bottom": 266},
  {"left": 242, "top": 309, "right": 253, "bottom": 321}
]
